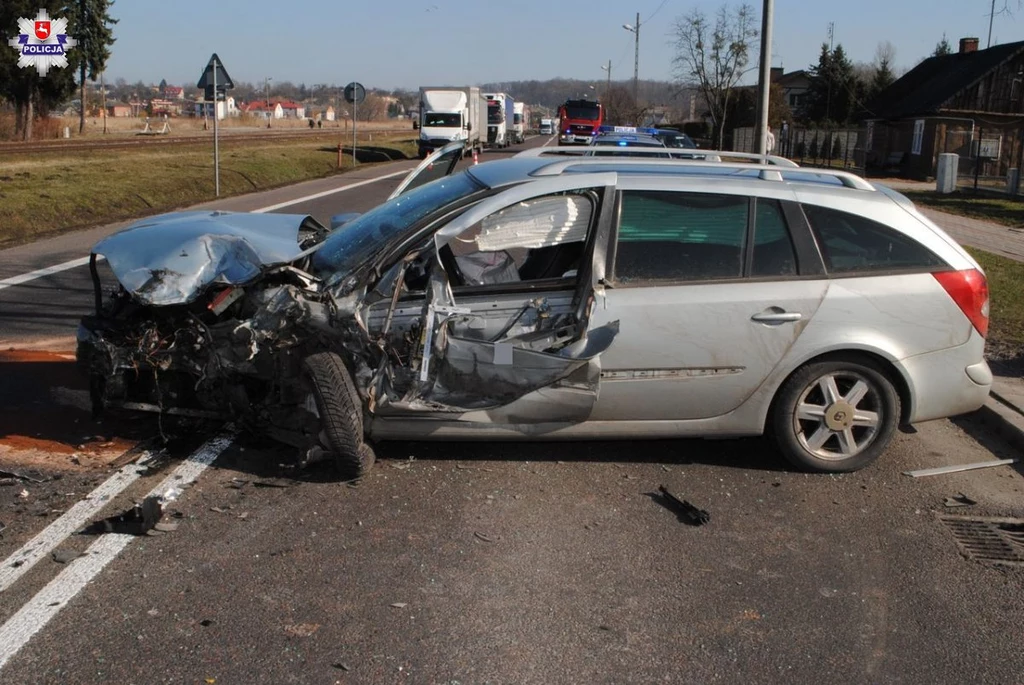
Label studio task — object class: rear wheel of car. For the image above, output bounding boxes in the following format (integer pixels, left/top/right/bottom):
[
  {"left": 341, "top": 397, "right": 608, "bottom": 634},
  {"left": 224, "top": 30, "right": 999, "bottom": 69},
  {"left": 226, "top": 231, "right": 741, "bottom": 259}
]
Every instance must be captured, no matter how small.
[
  {"left": 771, "top": 358, "right": 900, "bottom": 473},
  {"left": 302, "top": 352, "right": 375, "bottom": 479}
]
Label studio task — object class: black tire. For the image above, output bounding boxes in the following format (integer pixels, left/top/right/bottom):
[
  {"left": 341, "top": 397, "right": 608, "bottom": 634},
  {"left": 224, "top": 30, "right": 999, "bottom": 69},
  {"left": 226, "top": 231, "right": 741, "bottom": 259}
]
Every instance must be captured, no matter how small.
[
  {"left": 771, "top": 358, "right": 900, "bottom": 473},
  {"left": 302, "top": 352, "right": 375, "bottom": 479}
]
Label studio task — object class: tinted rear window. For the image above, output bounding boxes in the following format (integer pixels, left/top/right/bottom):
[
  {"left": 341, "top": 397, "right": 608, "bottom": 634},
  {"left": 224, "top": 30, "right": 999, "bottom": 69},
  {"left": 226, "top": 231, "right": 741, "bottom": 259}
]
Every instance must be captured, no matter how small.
[{"left": 803, "top": 204, "right": 945, "bottom": 274}]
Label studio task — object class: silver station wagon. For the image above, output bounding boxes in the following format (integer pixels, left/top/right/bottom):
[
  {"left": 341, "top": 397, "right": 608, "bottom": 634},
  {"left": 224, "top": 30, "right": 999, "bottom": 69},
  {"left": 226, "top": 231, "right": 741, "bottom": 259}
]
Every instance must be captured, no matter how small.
[{"left": 78, "top": 143, "right": 992, "bottom": 476}]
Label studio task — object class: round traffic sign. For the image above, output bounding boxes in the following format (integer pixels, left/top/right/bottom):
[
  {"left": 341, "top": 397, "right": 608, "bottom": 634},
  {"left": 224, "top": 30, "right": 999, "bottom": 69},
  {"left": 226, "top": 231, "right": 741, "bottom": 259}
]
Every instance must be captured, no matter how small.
[{"left": 344, "top": 82, "right": 366, "bottom": 105}]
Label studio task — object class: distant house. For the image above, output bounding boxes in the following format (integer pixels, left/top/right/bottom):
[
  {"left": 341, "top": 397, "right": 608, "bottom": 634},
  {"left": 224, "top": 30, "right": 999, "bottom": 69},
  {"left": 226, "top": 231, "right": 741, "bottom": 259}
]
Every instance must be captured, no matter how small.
[
  {"left": 150, "top": 98, "right": 182, "bottom": 116},
  {"left": 163, "top": 85, "right": 185, "bottom": 100},
  {"left": 322, "top": 105, "right": 336, "bottom": 122},
  {"left": 107, "top": 103, "right": 132, "bottom": 117},
  {"left": 195, "top": 96, "right": 238, "bottom": 120},
  {"left": 863, "top": 37, "right": 1024, "bottom": 179},
  {"left": 243, "top": 101, "right": 284, "bottom": 119},
  {"left": 273, "top": 100, "right": 306, "bottom": 119},
  {"left": 773, "top": 68, "right": 811, "bottom": 119}
]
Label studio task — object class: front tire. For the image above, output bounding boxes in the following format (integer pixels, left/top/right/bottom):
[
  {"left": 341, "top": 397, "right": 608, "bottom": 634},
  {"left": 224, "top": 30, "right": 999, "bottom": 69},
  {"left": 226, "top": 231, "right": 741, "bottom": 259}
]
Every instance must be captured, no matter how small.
[
  {"left": 771, "top": 358, "right": 900, "bottom": 473},
  {"left": 303, "top": 352, "right": 375, "bottom": 479}
]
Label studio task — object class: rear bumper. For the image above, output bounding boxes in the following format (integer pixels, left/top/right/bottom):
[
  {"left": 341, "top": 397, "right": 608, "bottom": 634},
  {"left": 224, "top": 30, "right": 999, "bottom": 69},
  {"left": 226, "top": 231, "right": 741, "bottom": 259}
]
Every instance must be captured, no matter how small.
[{"left": 901, "top": 328, "right": 992, "bottom": 423}]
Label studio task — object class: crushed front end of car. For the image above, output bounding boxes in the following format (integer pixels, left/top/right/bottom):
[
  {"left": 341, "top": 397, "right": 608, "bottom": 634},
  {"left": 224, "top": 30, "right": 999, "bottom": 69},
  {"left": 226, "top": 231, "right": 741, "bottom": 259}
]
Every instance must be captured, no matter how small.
[{"left": 76, "top": 210, "right": 364, "bottom": 461}]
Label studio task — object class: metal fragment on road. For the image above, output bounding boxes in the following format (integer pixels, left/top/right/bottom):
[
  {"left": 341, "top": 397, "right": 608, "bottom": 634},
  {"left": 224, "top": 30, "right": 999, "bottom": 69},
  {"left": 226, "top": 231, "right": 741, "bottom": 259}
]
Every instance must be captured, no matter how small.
[
  {"left": 51, "top": 549, "right": 81, "bottom": 564},
  {"left": 390, "top": 602, "right": 408, "bottom": 608},
  {"left": 474, "top": 532, "right": 495, "bottom": 543},
  {"left": 944, "top": 493, "right": 978, "bottom": 508},
  {"left": 657, "top": 486, "right": 710, "bottom": 526},
  {"left": 903, "top": 459, "right": 1018, "bottom": 478},
  {"left": 0, "top": 469, "right": 48, "bottom": 484}
]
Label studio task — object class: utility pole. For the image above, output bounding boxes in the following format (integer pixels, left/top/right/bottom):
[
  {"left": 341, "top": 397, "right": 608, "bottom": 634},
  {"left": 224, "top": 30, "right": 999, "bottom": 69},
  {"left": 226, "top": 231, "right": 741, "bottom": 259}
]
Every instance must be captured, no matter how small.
[
  {"left": 601, "top": 60, "right": 611, "bottom": 98},
  {"left": 265, "top": 76, "right": 272, "bottom": 128},
  {"left": 988, "top": 0, "right": 997, "bottom": 48},
  {"left": 755, "top": 0, "right": 775, "bottom": 155},
  {"left": 825, "top": 22, "right": 834, "bottom": 124},
  {"left": 623, "top": 13, "right": 640, "bottom": 104},
  {"left": 100, "top": 72, "right": 107, "bottom": 134}
]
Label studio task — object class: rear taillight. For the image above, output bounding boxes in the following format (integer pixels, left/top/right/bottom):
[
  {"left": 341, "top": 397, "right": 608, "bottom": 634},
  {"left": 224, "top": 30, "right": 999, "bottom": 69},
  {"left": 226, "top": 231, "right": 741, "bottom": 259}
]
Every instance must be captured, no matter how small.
[{"left": 933, "top": 268, "right": 990, "bottom": 337}]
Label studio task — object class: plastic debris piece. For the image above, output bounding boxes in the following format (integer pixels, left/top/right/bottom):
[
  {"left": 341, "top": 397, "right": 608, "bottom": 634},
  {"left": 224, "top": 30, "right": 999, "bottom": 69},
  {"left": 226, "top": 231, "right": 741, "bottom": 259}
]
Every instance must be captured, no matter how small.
[
  {"left": 254, "top": 478, "right": 298, "bottom": 488},
  {"left": 903, "top": 459, "right": 1017, "bottom": 478},
  {"left": 657, "top": 486, "right": 710, "bottom": 526},
  {"left": 0, "top": 468, "right": 48, "bottom": 483},
  {"left": 154, "top": 522, "right": 179, "bottom": 532},
  {"left": 332, "top": 663, "right": 351, "bottom": 672},
  {"left": 944, "top": 493, "right": 978, "bottom": 508},
  {"left": 200, "top": 619, "right": 214, "bottom": 627},
  {"left": 473, "top": 532, "right": 495, "bottom": 543},
  {"left": 284, "top": 623, "right": 320, "bottom": 637},
  {"left": 390, "top": 602, "right": 408, "bottom": 609},
  {"left": 52, "top": 549, "right": 82, "bottom": 564}
]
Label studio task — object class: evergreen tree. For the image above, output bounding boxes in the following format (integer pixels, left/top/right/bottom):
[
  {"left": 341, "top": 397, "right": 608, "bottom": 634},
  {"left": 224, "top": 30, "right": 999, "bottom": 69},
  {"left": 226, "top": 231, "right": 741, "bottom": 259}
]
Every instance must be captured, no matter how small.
[
  {"left": 934, "top": 34, "right": 953, "bottom": 57},
  {"left": 72, "top": 0, "right": 118, "bottom": 134},
  {"left": 805, "top": 43, "right": 859, "bottom": 125}
]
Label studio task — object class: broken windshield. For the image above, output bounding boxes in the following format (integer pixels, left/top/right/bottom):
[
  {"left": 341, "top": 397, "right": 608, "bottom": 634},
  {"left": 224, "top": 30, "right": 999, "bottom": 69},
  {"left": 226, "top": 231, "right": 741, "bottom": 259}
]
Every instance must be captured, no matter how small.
[{"left": 312, "top": 172, "right": 484, "bottom": 283}]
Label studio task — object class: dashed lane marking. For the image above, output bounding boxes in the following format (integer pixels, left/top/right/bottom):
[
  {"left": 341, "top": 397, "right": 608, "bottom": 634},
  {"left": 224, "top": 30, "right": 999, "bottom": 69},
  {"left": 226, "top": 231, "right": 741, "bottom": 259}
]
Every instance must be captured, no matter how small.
[{"left": 0, "top": 427, "right": 236, "bottom": 672}]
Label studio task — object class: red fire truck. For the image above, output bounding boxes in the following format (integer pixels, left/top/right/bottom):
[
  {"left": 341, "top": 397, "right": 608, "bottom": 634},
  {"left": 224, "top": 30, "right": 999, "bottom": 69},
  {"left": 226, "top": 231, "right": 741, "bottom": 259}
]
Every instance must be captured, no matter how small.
[{"left": 557, "top": 98, "right": 603, "bottom": 145}]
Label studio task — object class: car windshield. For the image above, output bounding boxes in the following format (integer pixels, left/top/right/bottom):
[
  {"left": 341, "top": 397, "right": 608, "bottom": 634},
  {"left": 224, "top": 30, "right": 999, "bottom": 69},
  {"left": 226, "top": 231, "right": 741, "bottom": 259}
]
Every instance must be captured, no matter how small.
[
  {"left": 313, "top": 172, "right": 484, "bottom": 283},
  {"left": 424, "top": 112, "right": 460, "bottom": 127}
]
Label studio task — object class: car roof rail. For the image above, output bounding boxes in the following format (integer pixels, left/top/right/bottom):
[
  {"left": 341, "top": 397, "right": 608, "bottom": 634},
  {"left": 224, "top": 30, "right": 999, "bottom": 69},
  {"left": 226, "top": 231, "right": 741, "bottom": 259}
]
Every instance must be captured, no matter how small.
[{"left": 516, "top": 147, "right": 876, "bottom": 191}]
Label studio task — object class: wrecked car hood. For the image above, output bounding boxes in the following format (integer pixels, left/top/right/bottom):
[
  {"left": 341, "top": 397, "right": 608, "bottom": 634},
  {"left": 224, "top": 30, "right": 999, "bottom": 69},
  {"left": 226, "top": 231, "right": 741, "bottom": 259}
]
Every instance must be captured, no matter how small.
[{"left": 91, "top": 211, "right": 327, "bottom": 306}]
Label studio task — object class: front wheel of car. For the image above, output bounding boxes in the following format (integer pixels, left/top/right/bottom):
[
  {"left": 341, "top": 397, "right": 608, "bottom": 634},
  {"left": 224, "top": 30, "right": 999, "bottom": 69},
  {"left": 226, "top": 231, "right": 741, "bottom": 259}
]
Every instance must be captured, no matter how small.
[
  {"left": 303, "top": 352, "right": 375, "bottom": 479},
  {"left": 771, "top": 358, "right": 900, "bottom": 473}
]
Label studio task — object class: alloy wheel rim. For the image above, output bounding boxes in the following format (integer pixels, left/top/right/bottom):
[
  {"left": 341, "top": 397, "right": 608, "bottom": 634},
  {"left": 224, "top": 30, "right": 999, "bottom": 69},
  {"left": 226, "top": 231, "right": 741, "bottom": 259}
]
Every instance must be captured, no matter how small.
[{"left": 793, "top": 371, "right": 883, "bottom": 461}]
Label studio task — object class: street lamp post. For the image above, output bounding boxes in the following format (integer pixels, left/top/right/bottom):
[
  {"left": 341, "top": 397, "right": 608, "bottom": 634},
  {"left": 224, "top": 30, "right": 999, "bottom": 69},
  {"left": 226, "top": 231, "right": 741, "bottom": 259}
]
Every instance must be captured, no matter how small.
[
  {"left": 754, "top": 0, "right": 775, "bottom": 156},
  {"left": 601, "top": 61, "right": 611, "bottom": 98},
  {"left": 622, "top": 12, "right": 640, "bottom": 104}
]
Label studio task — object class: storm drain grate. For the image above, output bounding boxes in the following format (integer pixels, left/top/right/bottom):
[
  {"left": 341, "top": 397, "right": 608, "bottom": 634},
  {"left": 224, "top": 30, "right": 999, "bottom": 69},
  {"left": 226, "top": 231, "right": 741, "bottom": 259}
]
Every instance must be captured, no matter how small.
[{"left": 941, "top": 516, "right": 1024, "bottom": 566}]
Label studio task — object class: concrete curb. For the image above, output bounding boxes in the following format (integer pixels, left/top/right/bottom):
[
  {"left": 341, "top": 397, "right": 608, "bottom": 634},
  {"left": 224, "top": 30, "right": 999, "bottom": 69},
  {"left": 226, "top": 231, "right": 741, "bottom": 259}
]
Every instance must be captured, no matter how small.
[{"left": 974, "top": 395, "right": 1024, "bottom": 454}]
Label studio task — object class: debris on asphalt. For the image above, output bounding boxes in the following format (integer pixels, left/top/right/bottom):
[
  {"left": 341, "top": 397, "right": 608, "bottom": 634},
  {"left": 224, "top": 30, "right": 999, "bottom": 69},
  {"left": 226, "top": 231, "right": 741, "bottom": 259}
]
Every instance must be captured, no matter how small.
[
  {"left": 154, "top": 522, "right": 179, "bottom": 532},
  {"left": 473, "top": 532, "right": 495, "bottom": 543},
  {"left": 0, "top": 521, "right": 6, "bottom": 536},
  {"left": 656, "top": 485, "right": 711, "bottom": 526},
  {"left": 944, "top": 493, "right": 978, "bottom": 508},
  {"left": 210, "top": 506, "right": 232, "bottom": 514},
  {"left": 253, "top": 478, "right": 299, "bottom": 488},
  {"left": 903, "top": 459, "right": 1017, "bottom": 478},
  {"left": 82, "top": 494, "right": 168, "bottom": 535},
  {"left": 0, "top": 468, "right": 49, "bottom": 483},
  {"left": 52, "top": 549, "right": 82, "bottom": 564},
  {"left": 390, "top": 602, "right": 408, "bottom": 608},
  {"left": 332, "top": 663, "right": 351, "bottom": 672},
  {"left": 16, "top": 489, "right": 29, "bottom": 499},
  {"left": 224, "top": 478, "right": 249, "bottom": 489},
  {"left": 200, "top": 619, "right": 214, "bottom": 627},
  {"left": 284, "top": 623, "right": 320, "bottom": 637},
  {"left": 0, "top": 478, "right": 18, "bottom": 487}
]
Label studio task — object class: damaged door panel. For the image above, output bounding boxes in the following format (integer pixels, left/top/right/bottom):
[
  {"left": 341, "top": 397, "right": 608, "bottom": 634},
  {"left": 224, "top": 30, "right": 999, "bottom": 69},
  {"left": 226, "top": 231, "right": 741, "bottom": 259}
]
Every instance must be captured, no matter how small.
[{"left": 362, "top": 176, "right": 620, "bottom": 420}]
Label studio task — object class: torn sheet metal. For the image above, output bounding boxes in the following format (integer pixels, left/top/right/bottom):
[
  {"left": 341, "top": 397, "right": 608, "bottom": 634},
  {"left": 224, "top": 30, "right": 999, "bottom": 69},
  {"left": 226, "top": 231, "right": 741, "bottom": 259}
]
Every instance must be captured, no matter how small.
[
  {"left": 418, "top": 320, "right": 619, "bottom": 410},
  {"left": 91, "top": 211, "right": 327, "bottom": 305}
]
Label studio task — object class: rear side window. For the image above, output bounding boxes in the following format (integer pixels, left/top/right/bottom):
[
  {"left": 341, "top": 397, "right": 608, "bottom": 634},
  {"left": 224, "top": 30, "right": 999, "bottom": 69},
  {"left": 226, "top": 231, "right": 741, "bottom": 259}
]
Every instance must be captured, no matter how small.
[
  {"left": 615, "top": 191, "right": 748, "bottom": 282},
  {"left": 752, "top": 200, "right": 798, "bottom": 277},
  {"left": 803, "top": 204, "right": 945, "bottom": 273}
]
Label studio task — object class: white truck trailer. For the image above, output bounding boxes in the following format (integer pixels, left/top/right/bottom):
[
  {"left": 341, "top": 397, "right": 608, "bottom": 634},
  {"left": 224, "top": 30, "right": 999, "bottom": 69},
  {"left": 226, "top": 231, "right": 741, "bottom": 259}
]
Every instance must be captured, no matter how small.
[
  {"left": 415, "top": 86, "right": 487, "bottom": 159},
  {"left": 483, "top": 92, "right": 515, "bottom": 148},
  {"left": 512, "top": 102, "right": 528, "bottom": 144}
]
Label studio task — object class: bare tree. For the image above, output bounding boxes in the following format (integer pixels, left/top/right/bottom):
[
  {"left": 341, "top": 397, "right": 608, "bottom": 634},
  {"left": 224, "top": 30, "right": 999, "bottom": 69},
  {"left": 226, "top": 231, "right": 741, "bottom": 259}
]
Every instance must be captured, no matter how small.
[{"left": 672, "top": 3, "right": 758, "bottom": 150}]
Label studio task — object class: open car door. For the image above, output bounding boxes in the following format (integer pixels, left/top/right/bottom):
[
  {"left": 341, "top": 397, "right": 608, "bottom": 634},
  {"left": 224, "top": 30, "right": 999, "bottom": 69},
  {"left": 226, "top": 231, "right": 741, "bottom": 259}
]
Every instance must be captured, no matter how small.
[
  {"left": 387, "top": 141, "right": 465, "bottom": 200},
  {"left": 368, "top": 172, "right": 621, "bottom": 425}
]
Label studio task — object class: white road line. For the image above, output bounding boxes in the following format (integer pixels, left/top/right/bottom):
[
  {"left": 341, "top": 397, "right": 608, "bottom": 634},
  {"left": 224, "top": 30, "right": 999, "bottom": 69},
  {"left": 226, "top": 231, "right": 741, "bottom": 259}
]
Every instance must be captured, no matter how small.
[
  {"left": 0, "top": 257, "right": 95, "bottom": 293},
  {"left": 0, "top": 454, "right": 156, "bottom": 593},
  {"left": 0, "top": 166, "right": 411, "bottom": 291},
  {"left": 0, "top": 428, "right": 235, "bottom": 672},
  {"left": 542, "top": 135, "right": 556, "bottom": 147},
  {"left": 253, "top": 168, "right": 409, "bottom": 213}
]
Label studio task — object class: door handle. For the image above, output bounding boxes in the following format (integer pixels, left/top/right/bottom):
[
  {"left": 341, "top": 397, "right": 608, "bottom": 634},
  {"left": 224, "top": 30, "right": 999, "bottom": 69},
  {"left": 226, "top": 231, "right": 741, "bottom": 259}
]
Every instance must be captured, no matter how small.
[{"left": 751, "top": 310, "right": 803, "bottom": 324}]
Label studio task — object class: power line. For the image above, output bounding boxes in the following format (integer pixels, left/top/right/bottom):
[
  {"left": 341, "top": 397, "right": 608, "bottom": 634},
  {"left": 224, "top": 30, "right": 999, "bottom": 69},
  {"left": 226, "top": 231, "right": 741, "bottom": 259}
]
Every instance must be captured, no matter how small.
[{"left": 643, "top": 0, "right": 670, "bottom": 24}]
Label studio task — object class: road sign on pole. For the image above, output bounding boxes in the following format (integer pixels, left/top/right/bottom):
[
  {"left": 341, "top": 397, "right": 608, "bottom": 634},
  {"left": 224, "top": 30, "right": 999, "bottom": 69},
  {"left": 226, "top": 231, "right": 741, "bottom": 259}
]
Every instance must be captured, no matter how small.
[
  {"left": 344, "top": 82, "right": 365, "bottom": 167},
  {"left": 197, "top": 54, "right": 234, "bottom": 197}
]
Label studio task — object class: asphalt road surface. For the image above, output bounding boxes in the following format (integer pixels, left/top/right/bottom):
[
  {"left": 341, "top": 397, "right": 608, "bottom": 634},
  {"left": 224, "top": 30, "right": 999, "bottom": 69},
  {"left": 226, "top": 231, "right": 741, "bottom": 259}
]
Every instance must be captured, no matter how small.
[{"left": 1, "top": 136, "right": 1023, "bottom": 684}]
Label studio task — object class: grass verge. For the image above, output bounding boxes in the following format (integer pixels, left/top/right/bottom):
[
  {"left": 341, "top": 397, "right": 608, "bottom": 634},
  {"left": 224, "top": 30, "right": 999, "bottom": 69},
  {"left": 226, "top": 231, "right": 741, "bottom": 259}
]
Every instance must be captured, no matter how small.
[
  {"left": 0, "top": 134, "right": 418, "bottom": 248},
  {"left": 967, "top": 247, "right": 1024, "bottom": 349},
  {"left": 902, "top": 190, "right": 1024, "bottom": 229}
]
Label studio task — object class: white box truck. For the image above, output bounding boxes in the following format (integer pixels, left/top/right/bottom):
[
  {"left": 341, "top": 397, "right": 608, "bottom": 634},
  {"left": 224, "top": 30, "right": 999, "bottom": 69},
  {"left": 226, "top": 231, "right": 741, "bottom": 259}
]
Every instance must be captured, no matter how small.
[
  {"left": 513, "top": 102, "right": 527, "bottom": 144},
  {"left": 540, "top": 117, "right": 555, "bottom": 135},
  {"left": 415, "top": 86, "right": 486, "bottom": 159},
  {"left": 483, "top": 92, "right": 515, "bottom": 148}
]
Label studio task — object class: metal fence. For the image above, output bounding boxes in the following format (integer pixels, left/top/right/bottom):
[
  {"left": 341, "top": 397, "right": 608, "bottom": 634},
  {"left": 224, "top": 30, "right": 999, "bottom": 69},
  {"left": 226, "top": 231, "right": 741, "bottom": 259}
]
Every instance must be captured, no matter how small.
[{"left": 732, "top": 126, "right": 862, "bottom": 170}]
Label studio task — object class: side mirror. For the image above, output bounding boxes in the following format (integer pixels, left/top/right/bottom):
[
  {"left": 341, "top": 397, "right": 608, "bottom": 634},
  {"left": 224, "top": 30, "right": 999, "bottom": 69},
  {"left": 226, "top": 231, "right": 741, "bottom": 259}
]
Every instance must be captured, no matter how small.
[
  {"left": 466, "top": 122, "right": 472, "bottom": 131},
  {"left": 412, "top": 120, "right": 419, "bottom": 130}
]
